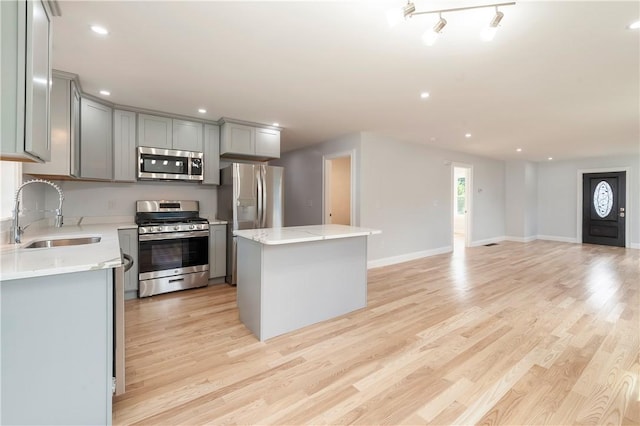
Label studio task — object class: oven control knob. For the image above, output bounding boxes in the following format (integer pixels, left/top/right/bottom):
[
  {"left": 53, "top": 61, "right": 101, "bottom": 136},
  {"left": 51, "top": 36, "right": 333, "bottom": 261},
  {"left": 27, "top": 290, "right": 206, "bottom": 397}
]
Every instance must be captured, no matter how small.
[
  {"left": 174, "top": 225, "right": 180, "bottom": 231},
  {"left": 155, "top": 226, "right": 162, "bottom": 232},
  {"left": 190, "top": 224, "right": 195, "bottom": 230}
]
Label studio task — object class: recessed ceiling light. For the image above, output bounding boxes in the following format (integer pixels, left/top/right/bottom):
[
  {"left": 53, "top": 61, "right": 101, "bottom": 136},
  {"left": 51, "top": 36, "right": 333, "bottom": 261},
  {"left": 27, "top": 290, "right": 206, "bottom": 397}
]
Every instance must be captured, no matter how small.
[
  {"left": 90, "top": 25, "right": 109, "bottom": 35},
  {"left": 272, "top": 122, "right": 279, "bottom": 127},
  {"left": 629, "top": 20, "right": 640, "bottom": 30},
  {"left": 420, "top": 92, "right": 430, "bottom": 99},
  {"left": 198, "top": 108, "right": 207, "bottom": 114},
  {"left": 99, "top": 90, "right": 110, "bottom": 96},
  {"left": 465, "top": 133, "right": 472, "bottom": 138},
  {"left": 516, "top": 148, "right": 522, "bottom": 152},
  {"left": 548, "top": 157, "right": 553, "bottom": 160}
]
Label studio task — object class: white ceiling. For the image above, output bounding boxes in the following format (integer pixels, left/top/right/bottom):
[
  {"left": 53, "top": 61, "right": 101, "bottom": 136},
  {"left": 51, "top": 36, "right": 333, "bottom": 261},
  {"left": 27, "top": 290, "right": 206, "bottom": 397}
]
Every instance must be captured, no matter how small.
[{"left": 52, "top": 1, "right": 640, "bottom": 162}]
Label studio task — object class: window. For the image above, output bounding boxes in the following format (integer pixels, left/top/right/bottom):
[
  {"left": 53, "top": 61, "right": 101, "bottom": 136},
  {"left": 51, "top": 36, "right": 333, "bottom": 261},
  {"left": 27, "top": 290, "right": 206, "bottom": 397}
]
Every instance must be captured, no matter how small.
[
  {"left": 1, "top": 161, "right": 22, "bottom": 220},
  {"left": 593, "top": 180, "right": 613, "bottom": 218}
]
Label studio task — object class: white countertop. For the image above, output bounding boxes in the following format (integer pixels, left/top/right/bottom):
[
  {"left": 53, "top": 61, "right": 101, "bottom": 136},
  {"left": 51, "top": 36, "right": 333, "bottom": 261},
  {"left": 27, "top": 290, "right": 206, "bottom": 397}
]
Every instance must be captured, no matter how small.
[
  {"left": 0, "top": 222, "right": 135, "bottom": 281},
  {"left": 234, "top": 224, "right": 381, "bottom": 245}
]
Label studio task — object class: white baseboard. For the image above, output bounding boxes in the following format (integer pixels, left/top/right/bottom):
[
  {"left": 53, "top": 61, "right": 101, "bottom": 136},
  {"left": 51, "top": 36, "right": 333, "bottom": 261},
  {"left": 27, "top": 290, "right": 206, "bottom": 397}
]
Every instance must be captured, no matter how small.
[
  {"left": 536, "top": 235, "right": 578, "bottom": 244},
  {"left": 629, "top": 242, "right": 640, "bottom": 249},
  {"left": 504, "top": 235, "right": 537, "bottom": 243},
  {"left": 470, "top": 236, "right": 505, "bottom": 247},
  {"left": 367, "top": 246, "right": 452, "bottom": 269}
]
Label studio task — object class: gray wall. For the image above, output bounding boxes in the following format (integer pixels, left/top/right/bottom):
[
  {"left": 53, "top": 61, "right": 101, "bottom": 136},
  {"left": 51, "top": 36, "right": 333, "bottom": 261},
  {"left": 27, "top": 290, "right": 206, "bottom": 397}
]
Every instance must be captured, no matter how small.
[
  {"left": 272, "top": 133, "right": 361, "bottom": 226},
  {"left": 360, "top": 132, "right": 505, "bottom": 262},
  {"left": 277, "top": 131, "right": 506, "bottom": 264},
  {"left": 537, "top": 155, "right": 639, "bottom": 246},
  {"left": 505, "top": 160, "right": 538, "bottom": 240}
]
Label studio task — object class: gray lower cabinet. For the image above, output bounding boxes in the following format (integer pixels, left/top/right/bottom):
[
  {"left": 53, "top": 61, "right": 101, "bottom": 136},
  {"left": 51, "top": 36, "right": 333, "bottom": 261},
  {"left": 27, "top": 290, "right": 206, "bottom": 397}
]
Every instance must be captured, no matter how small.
[
  {"left": 118, "top": 228, "right": 139, "bottom": 299},
  {"left": 203, "top": 124, "right": 220, "bottom": 185},
  {"left": 1, "top": 269, "right": 113, "bottom": 425},
  {"left": 113, "top": 110, "right": 137, "bottom": 182},
  {"left": 80, "top": 98, "right": 113, "bottom": 180},
  {"left": 0, "top": 0, "right": 52, "bottom": 162},
  {"left": 23, "top": 74, "right": 81, "bottom": 177},
  {"left": 209, "top": 224, "right": 226, "bottom": 279}
]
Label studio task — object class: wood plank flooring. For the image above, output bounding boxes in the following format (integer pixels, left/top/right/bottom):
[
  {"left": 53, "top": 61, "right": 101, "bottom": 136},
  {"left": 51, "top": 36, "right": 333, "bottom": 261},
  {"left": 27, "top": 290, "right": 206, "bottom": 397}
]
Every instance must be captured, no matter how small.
[{"left": 113, "top": 241, "right": 639, "bottom": 425}]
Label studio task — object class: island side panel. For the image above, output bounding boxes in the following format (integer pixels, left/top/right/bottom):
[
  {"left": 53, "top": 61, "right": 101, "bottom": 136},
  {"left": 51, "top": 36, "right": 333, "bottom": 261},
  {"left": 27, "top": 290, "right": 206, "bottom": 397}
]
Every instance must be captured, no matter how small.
[
  {"left": 260, "top": 236, "right": 367, "bottom": 341},
  {"left": 1, "top": 269, "right": 113, "bottom": 425},
  {"left": 237, "top": 238, "right": 264, "bottom": 339}
]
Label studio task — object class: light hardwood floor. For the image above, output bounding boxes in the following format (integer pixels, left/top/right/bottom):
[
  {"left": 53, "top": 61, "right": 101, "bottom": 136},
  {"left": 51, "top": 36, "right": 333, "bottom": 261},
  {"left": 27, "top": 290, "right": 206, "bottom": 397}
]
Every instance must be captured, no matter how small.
[{"left": 114, "top": 241, "right": 639, "bottom": 425}]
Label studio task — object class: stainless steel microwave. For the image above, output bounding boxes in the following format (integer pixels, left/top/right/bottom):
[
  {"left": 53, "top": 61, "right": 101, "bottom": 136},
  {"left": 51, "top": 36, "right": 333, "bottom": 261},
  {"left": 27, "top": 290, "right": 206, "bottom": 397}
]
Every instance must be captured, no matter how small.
[{"left": 137, "top": 147, "right": 203, "bottom": 181}]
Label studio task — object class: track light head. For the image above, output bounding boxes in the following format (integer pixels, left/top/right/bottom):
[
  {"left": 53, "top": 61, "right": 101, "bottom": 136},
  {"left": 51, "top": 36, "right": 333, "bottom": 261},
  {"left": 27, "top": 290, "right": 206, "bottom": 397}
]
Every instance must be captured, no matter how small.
[
  {"left": 433, "top": 15, "right": 447, "bottom": 33},
  {"left": 481, "top": 8, "right": 504, "bottom": 41},
  {"left": 489, "top": 10, "right": 504, "bottom": 27},
  {"left": 423, "top": 14, "right": 447, "bottom": 46},
  {"left": 403, "top": 2, "right": 416, "bottom": 18}
]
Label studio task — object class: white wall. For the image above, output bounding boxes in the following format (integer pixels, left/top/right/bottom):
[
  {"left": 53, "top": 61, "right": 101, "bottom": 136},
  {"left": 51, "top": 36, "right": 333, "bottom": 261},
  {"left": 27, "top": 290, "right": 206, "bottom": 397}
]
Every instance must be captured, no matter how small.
[
  {"left": 272, "top": 133, "right": 361, "bottom": 226},
  {"left": 42, "top": 180, "right": 218, "bottom": 219},
  {"left": 537, "top": 154, "right": 639, "bottom": 246}
]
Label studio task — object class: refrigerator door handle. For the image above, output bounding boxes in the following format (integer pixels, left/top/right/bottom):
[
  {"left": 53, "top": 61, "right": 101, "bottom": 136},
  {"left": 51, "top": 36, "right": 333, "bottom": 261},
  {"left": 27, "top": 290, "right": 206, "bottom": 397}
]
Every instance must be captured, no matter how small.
[
  {"left": 256, "top": 167, "right": 263, "bottom": 229},
  {"left": 261, "top": 166, "right": 267, "bottom": 228}
]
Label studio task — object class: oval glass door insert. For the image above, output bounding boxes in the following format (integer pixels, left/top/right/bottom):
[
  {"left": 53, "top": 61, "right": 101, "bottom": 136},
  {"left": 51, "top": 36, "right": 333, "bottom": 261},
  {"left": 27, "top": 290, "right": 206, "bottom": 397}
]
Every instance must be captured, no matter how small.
[{"left": 593, "top": 181, "right": 614, "bottom": 218}]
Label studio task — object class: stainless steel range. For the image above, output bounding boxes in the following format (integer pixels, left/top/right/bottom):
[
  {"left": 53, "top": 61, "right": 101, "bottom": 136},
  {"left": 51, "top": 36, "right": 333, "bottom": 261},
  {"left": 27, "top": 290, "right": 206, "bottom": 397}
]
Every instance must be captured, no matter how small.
[{"left": 136, "top": 200, "right": 209, "bottom": 298}]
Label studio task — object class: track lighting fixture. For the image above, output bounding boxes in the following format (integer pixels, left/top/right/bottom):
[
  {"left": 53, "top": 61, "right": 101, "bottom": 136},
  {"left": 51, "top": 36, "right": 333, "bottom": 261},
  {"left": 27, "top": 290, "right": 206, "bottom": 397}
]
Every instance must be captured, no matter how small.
[{"left": 388, "top": 1, "right": 516, "bottom": 45}]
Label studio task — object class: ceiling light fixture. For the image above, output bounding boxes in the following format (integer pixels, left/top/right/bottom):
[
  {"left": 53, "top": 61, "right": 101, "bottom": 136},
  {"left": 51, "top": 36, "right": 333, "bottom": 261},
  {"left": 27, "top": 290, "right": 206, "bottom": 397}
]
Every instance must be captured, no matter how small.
[
  {"left": 629, "top": 20, "right": 640, "bottom": 30},
  {"left": 465, "top": 133, "right": 472, "bottom": 138},
  {"left": 392, "top": 2, "right": 515, "bottom": 45},
  {"left": 198, "top": 108, "right": 207, "bottom": 114},
  {"left": 481, "top": 7, "right": 505, "bottom": 41},
  {"left": 272, "top": 122, "right": 280, "bottom": 127},
  {"left": 90, "top": 25, "right": 109, "bottom": 35},
  {"left": 516, "top": 148, "right": 522, "bottom": 152},
  {"left": 420, "top": 92, "right": 430, "bottom": 99},
  {"left": 547, "top": 157, "right": 553, "bottom": 160},
  {"left": 99, "top": 90, "right": 110, "bottom": 96}
]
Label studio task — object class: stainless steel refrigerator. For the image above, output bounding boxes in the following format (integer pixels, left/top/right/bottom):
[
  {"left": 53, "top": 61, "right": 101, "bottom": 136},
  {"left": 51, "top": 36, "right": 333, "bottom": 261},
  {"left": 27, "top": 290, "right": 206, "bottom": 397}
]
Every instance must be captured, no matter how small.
[{"left": 217, "top": 163, "right": 284, "bottom": 284}]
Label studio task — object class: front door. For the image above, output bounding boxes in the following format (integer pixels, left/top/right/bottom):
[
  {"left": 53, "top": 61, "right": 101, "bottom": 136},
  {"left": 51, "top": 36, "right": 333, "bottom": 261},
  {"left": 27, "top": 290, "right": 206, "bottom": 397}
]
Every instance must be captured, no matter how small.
[{"left": 582, "top": 171, "right": 626, "bottom": 247}]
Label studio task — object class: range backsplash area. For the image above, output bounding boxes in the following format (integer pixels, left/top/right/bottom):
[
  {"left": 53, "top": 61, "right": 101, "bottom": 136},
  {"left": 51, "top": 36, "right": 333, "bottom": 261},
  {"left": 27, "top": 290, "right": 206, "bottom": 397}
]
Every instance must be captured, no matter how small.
[{"left": 40, "top": 179, "right": 218, "bottom": 220}]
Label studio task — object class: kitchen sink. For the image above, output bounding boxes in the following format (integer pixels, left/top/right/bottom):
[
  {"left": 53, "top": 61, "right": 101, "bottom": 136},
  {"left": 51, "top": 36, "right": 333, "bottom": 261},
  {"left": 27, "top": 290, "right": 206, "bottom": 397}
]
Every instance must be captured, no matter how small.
[{"left": 24, "top": 236, "right": 101, "bottom": 249}]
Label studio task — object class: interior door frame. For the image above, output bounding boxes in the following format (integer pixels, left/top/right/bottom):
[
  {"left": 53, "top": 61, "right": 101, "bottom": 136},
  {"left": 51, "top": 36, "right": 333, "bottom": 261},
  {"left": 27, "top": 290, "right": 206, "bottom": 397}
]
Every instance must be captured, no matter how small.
[
  {"left": 451, "top": 162, "right": 473, "bottom": 248},
  {"left": 322, "top": 150, "right": 356, "bottom": 226},
  {"left": 576, "top": 167, "right": 630, "bottom": 248}
]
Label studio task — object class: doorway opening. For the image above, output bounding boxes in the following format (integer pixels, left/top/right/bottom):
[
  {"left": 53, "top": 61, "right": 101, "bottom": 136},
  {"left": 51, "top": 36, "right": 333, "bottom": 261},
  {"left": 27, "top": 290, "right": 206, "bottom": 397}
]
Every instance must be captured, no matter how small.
[
  {"left": 323, "top": 151, "right": 355, "bottom": 225},
  {"left": 452, "top": 164, "right": 472, "bottom": 250}
]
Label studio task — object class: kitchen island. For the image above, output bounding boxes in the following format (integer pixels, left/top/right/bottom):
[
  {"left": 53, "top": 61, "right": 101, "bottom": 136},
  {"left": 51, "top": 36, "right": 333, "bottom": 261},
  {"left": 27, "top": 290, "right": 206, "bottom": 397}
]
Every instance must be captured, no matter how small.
[{"left": 234, "top": 224, "right": 381, "bottom": 341}]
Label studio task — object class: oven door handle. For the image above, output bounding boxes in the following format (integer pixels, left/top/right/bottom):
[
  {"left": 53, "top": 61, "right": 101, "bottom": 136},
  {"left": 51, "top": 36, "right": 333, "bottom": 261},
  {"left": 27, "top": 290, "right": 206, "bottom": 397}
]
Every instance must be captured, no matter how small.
[{"left": 138, "top": 230, "right": 209, "bottom": 241}]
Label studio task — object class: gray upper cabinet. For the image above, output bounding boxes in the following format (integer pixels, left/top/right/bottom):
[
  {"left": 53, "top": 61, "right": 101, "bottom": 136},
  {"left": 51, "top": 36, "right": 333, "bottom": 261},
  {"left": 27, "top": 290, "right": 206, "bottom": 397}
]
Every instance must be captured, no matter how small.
[
  {"left": 1, "top": 0, "right": 52, "bottom": 162},
  {"left": 137, "top": 114, "right": 172, "bottom": 149},
  {"left": 220, "top": 119, "right": 280, "bottom": 160},
  {"left": 24, "top": 73, "right": 80, "bottom": 178},
  {"left": 80, "top": 98, "right": 113, "bottom": 180},
  {"left": 255, "top": 127, "right": 280, "bottom": 158},
  {"left": 173, "top": 119, "right": 203, "bottom": 152},
  {"left": 203, "top": 124, "right": 220, "bottom": 185},
  {"left": 113, "top": 110, "right": 137, "bottom": 182},
  {"left": 138, "top": 114, "right": 203, "bottom": 152}
]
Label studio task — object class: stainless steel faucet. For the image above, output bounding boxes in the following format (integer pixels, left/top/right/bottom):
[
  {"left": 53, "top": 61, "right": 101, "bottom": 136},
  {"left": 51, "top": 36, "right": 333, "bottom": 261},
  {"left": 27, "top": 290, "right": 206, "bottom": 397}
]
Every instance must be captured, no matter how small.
[{"left": 12, "top": 179, "right": 64, "bottom": 244}]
